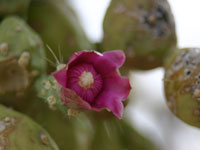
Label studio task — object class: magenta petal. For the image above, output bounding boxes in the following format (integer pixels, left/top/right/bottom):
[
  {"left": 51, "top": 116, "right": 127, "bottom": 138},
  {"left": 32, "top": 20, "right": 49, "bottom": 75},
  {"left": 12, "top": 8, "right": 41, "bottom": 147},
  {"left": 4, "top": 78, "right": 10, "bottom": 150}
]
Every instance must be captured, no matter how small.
[
  {"left": 102, "top": 50, "right": 125, "bottom": 68},
  {"left": 92, "top": 91, "right": 124, "bottom": 119},
  {"left": 67, "top": 51, "right": 102, "bottom": 68},
  {"left": 60, "top": 87, "right": 92, "bottom": 110},
  {"left": 53, "top": 69, "right": 67, "bottom": 87},
  {"left": 103, "top": 71, "right": 131, "bottom": 100},
  {"left": 93, "top": 51, "right": 126, "bottom": 77}
]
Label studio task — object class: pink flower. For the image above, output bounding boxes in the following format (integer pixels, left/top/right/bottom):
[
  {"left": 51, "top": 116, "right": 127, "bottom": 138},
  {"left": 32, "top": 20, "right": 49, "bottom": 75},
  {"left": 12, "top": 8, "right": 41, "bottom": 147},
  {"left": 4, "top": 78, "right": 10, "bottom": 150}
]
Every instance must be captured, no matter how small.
[{"left": 53, "top": 50, "right": 131, "bottom": 119}]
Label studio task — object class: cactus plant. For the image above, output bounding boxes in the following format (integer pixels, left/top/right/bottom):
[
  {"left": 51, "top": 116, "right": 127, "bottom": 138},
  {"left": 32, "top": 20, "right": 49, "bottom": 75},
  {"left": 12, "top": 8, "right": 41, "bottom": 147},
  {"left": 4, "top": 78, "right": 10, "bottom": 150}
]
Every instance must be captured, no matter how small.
[
  {"left": 164, "top": 48, "right": 200, "bottom": 128},
  {"left": 0, "top": 104, "right": 59, "bottom": 150},
  {"left": 0, "top": 16, "right": 46, "bottom": 106},
  {"left": 28, "top": 0, "right": 92, "bottom": 72},
  {"left": 102, "top": 0, "right": 177, "bottom": 70},
  {"left": 0, "top": 0, "right": 31, "bottom": 19}
]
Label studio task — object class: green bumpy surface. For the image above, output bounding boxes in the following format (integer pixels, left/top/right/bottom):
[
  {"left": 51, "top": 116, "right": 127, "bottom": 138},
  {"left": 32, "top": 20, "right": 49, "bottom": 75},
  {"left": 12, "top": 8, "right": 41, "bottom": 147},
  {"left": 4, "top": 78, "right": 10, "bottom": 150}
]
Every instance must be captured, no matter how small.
[
  {"left": 102, "top": 0, "right": 177, "bottom": 70},
  {"left": 0, "top": 0, "right": 30, "bottom": 18},
  {"left": 28, "top": 0, "right": 92, "bottom": 72},
  {"left": 164, "top": 48, "right": 200, "bottom": 128},
  {"left": 0, "top": 16, "right": 46, "bottom": 73},
  {"left": 0, "top": 104, "right": 59, "bottom": 150},
  {"left": 0, "top": 16, "right": 46, "bottom": 107}
]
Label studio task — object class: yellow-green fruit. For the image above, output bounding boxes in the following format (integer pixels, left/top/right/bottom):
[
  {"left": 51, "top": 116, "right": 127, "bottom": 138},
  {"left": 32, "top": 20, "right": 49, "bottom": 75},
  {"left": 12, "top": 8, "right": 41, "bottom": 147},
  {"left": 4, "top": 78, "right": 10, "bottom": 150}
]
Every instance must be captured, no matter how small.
[
  {"left": 28, "top": 0, "right": 92, "bottom": 71},
  {"left": 0, "top": 0, "right": 30, "bottom": 18},
  {"left": 0, "top": 104, "right": 59, "bottom": 150},
  {"left": 164, "top": 48, "right": 200, "bottom": 128},
  {"left": 102, "top": 0, "right": 177, "bottom": 70}
]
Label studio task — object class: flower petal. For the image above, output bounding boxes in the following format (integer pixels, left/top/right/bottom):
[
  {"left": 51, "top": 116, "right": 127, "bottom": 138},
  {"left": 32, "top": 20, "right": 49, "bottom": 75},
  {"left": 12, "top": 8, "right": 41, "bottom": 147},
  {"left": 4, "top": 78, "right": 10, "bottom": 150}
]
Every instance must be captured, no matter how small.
[
  {"left": 53, "top": 69, "right": 67, "bottom": 87},
  {"left": 92, "top": 91, "right": 124, "bottom": 119},
  {"left": 93, "top": 50, "right": 126, "bottom": 77},
  {"left": 66, "top": 50, "right": 126, "bottom": 77},
  {"left": 103, "top": 71, "right": 131, "bottom": 100},
  {"left": 92, "top": 71, "right": 131, "bottom": 118},
  {"left": 102, "top": 50, "right": 125, "bottom": 68}
]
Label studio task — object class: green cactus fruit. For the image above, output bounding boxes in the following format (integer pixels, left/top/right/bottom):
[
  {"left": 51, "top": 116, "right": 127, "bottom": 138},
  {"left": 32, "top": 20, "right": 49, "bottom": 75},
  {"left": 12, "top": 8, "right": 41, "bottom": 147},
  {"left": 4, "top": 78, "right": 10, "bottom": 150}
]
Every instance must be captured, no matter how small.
[
  {"left": 102, "top": 0, "right": 177, "bottom": 70},
  {"left": 28, "top": 0, "right": 92, "bottom": 72},
  {"left": 164, "top": 48, "right": 200, "bottom": 128},
  {"left": 89, "top": 114, "right": 156, "bottom": 150},
  {"left": 0, "top": 104, "right": 59, "bottom": 150},
  {"left": 0, "top": 0, "right": 30, "bottom": 19},
  {"left": 0, "top": 16, "right": 46, "bottom": 103}
]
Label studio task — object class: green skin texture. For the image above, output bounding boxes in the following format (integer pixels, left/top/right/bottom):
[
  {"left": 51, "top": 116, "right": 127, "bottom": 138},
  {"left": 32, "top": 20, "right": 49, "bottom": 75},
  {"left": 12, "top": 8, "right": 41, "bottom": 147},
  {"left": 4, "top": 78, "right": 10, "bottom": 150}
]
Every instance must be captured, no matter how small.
[
  {"left": 164, "top": 48, "right": 200, "bottom": 128},
  {"left": 0, "top": 16, "right": 46, "bottom": 73},
  {"left": 102, "top": 0, "right": 177, "bottom": 70},
  {"left": 23, "top": 98, "right": 80, "bottom": 150},
  {"left": 28, "top": 0, "right": 92, "bottom": 72},
  {"left": 0, "top": 16, "right": 46, "bottom": 106},
  {"left": 0, "top": 104, "right": 59, "bottom": 150},
  {"left": 90, "top": 116, "right": 156, "bottom": 150},
  {"left": 0, "top": 0, "right": 30, "bottom": 18}
]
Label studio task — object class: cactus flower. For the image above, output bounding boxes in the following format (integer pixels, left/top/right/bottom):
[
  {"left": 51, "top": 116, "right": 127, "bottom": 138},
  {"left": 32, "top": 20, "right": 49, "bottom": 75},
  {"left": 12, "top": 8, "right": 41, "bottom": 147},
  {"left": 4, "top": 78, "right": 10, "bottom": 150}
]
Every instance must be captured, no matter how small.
[{"left": 53, "top": 50, "right": 131, "bottom": 119}]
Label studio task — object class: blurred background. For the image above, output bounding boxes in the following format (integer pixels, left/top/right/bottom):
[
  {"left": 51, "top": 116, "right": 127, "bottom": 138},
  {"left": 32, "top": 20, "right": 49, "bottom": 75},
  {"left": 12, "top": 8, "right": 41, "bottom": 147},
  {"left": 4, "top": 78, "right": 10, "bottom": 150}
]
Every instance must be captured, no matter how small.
[{"left": 68, "top": 0, "right": 200, "bottom": 150}]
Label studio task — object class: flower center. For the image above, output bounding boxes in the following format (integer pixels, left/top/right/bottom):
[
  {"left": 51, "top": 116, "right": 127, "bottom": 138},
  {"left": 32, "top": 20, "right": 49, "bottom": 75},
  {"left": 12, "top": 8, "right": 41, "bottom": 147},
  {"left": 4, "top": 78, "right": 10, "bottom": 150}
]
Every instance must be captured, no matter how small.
[
  {"left": 78, "top": 71, "right": 94, "bottom": 89},
  {"left": 67, "top": 64, "right": 103, "bottom": 103}
]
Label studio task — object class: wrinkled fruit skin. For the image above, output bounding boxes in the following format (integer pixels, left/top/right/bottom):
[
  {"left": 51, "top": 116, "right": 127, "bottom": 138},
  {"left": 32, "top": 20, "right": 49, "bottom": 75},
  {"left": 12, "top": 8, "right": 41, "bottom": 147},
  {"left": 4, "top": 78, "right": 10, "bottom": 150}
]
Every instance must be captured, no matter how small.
[
  {"left": 102, "top": 0, "right": 177, "bottom": 70},
  {"left": 164, "top": 48, "right": 200, "bottom": 128},
  {"left": 0, "top": 0, "right": 30, "bottom": 18},
  {"left": 0, "top": 104, "right": 59, "bottom": 150},
  {"left": 53, "top": 50, "right": 131, "bottom": 119},
  {"left": 28, "top": 0, "right": 92, "bottom": 72}
]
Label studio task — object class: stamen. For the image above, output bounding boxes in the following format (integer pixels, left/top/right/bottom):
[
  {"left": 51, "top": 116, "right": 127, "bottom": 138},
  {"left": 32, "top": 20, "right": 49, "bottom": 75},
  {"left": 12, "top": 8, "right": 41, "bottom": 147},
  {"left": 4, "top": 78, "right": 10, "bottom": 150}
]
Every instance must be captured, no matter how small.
[{"left": 78, "top": 71, "right": 94, "bottom": 89}]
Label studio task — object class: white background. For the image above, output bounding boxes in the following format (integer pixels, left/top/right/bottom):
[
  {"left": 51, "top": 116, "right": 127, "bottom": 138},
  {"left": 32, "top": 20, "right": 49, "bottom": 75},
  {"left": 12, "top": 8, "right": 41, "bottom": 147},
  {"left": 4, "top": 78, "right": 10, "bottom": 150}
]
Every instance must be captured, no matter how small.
[{"left": 68, "top": 0, "right": 200, "bottom": 150}]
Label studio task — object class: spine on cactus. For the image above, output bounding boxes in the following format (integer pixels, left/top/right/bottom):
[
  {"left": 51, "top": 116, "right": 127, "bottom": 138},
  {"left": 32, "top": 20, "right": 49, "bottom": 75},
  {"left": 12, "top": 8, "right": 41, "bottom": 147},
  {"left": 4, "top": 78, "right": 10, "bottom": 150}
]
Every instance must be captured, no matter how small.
[
  {"left": 0, "top": 0, "right": 31, "bottom": 19},
  {"left": 27, "top": 0, "right": 92, "bottom": 72},
  {"left": 0, "top": 104, "right": 59, "bottom": 150},
  {"left": 0, "top": 16, "right": 46, "bottom": 107},
  {"left": 102, "top": 0, "right": 177, "bottom": 70}
]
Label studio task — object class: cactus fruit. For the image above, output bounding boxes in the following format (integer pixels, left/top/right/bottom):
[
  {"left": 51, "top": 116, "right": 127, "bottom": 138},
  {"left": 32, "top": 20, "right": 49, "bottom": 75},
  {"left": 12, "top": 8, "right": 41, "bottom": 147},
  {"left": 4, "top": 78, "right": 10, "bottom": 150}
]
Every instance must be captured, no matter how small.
[
  {"left": 0, "top": 104, "right": 59, "bottom": 150},
  {"left": 0, "top": 16, "right": 46, "bottom": 103},
  {"left": 0, "top": 0, "right": 30, "bottom": 18},
  {"left": 102, "top": 0, "right": 177, "bottom": 70},
  {"left": 28, "top": 0, "right": 92, "bottom": 71},
  {"left": 164, "top": 48, "right": 200, "bottom": 128}
]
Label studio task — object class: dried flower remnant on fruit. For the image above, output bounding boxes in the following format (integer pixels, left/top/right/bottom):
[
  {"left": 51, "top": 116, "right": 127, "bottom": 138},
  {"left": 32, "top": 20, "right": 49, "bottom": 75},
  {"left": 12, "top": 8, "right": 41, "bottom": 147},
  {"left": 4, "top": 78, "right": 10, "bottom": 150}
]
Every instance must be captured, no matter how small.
[{"left": 53, "top": 50, "right": 131, "bottom": 119}]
